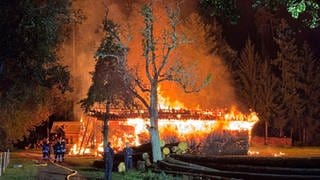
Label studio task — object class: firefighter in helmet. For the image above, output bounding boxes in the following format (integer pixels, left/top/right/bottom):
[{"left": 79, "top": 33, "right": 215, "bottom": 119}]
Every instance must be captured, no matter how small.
[
  {"left": 104, "top": 142, "right": 114, "bottom": 180},
  {"left": 123, "top": 142, "right": 133, "bottom": 171}
]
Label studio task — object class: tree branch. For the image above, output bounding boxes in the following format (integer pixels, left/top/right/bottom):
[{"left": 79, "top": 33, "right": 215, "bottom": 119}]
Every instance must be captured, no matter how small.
[
  {"left": 157, "top": 4, "right": 180, "bottom": 76},
  {"left": 129, "top": 88, "right": 149, "bottom": 110},
  {"left": 135, "top": 77, "right": 150, "bottom": 92}
]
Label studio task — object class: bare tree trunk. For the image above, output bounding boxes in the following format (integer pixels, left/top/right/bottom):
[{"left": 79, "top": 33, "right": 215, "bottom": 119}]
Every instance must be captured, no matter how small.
[
  {"left": 104, "top": 101, "right": 110, "bottom": 179},
  {"left": 149, "top": 84, "right": 162, "bottom": 162}
]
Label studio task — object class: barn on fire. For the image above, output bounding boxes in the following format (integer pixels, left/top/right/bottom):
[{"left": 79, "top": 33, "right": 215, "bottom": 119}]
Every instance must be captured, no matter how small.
[
  {"left": 51, "top": 108, "right": 259, "bottom": 156},
  {"left": 51, "top": 121, "right": 81, "bottom": 148}
]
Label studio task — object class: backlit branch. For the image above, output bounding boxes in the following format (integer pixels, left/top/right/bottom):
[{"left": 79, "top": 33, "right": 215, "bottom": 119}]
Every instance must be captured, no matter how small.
[
  {"left": 158, "top": 4, "right": 180, "bottom": 76},
  {"left": 162, "top": 60, "right": 212, "bottom": 93},
  {"left": 135, "top": 76, "right": 151, "bottom": 92}
]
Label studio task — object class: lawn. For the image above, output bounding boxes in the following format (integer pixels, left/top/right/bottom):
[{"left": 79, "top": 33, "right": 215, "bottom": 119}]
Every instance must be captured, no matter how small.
[
  {"left": 64, "top": 156, "right": 105, "bottom": 179},
  {"left": 64, "top": 155, "right": 181, "bottom": 179},
  {"left": 0, "top": 152, "right": 38, "bottom": 180}
]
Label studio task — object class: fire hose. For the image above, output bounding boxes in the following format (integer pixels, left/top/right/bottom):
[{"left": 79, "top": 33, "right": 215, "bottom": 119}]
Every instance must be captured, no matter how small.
[{"left": 49, "top": 159, "right": 78, "bottom": 180}]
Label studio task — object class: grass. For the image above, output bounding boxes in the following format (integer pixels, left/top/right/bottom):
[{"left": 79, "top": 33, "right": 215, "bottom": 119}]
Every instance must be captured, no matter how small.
[
  {"left": 0, "top": 152, "right": 38, "bottom": 180},
  {"left": 75, "top": 169, "right": 182, "bottom": 180},
  {"left": 4, "top": 146, "right": 317, "bottom": 179},
  {"left": 64, "top": 146, "right": 320, "bottom": 179},
  {"left": 64, "top": 156, "right": 182, "bottom": 179},
  {"left": 64, "top": 156, "right": 104, "bottom": 179}
]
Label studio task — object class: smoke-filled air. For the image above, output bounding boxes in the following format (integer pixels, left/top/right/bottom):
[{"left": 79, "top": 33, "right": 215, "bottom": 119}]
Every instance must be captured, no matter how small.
[{"left": 61, "top": 0, "right": 237, "bottom": 119}]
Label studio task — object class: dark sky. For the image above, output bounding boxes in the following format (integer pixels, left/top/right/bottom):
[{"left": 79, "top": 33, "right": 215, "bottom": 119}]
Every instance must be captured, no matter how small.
[{"left": 212, "top": 1, "right": 320, "bottom": 58}]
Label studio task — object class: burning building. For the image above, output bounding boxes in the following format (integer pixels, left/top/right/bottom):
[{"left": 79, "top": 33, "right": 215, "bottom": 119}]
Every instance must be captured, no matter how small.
[{"left": 63, "top": 106, "right": 259, "bottom": 156}]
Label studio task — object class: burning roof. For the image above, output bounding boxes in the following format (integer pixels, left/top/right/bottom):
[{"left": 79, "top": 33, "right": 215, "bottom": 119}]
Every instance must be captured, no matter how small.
[{"left": 66, "top": 107, "right": 259, "bottom": 156}]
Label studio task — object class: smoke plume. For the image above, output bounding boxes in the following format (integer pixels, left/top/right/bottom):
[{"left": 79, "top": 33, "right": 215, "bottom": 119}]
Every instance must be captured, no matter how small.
[{"left": 61, "top": 0, "right": 238, "bottom": 120}]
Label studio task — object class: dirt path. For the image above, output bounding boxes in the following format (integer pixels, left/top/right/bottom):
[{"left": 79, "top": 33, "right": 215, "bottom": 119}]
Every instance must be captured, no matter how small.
[{"left": 19, "top": 151, "right": 85, "bottom": 180}]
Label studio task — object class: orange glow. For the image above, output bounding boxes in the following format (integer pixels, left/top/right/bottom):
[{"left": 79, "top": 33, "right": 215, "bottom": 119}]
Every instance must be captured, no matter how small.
[
  {"left": 158, "top": 86, "right": 185, "bottom": 110},
  {"left": 68, "top": 144, "right": 78, "bottom": 155},
  {"left": 68, "top": 86, "right": 259, "bottom": 155},
  {"left": 69, "top": 107, "right": 259, "bottom": 155}
]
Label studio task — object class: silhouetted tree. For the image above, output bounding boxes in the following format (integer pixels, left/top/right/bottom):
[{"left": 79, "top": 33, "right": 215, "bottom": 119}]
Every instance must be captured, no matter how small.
[
  {"left": 295, "top": 42, "right": 320, "bottom": 144},
  {"left": 273, "top": 19, "right": 306, "bottom": 144},
  {"left": 199, "top": 0, "right": 320, "bottom": 28},
  {"left": 80, "top": 16, "right": 137, "bottom": 179},
  {"left": 237, "top": 38, "right": 261, "bottom": 110},
  {"left": 0, "top": 0, "right": 74, "bottom": 146}
]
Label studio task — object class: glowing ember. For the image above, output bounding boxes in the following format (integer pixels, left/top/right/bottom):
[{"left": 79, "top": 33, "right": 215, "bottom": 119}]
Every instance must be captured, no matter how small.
[
  {"left": 248, "top": 150, "right": 260, "bottom": 156},
  {"left": 273, "top": 152, "right": 286, "bottom": 157}
]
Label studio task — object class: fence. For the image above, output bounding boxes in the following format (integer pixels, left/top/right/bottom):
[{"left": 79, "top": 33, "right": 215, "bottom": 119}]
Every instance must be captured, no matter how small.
[{"left": 0, "top": 149, "right": 10, "bottom": 176}]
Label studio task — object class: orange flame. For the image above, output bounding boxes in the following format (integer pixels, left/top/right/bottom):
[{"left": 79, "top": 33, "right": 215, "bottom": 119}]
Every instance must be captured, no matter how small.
[
  {"left": 70, "top": 110, "right": 259, "bottom": 155},
  {"left": 158, "top": 86, "right": 185, "bottom": 110},
  {"left": 69, "top": 88, "right": 259, "bottom": 155}
]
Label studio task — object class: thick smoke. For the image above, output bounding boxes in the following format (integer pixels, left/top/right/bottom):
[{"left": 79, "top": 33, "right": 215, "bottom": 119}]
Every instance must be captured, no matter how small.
[
  {"left": 60, "top": 0, "right": 106, "bottom": 120},
  {"left": 62, "top": 0, "right": 238, "bottom": 119}
]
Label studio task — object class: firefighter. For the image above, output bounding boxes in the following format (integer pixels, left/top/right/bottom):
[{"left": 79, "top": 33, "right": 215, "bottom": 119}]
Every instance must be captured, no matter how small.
[
  {"left": 60, "top": 138, "right": 66, "bottom": 162},
  {"left": 42, "top": 139, "right": 50, "bottom": 160},
  {"left": 105, "top": 142, "right": 114, "bottom": 180},
  {"left": 123, "top": 142, "right": 133, "bottom": 171},
  {"left": 53, "top": 139, "right": 62, "bottom": 163}
]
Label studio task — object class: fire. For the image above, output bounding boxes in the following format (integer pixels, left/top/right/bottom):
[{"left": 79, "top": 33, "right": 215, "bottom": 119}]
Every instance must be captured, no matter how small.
[
  {"left": 158, "top": 86, "right": 185, "bottom": 110},
  {"left": 69, "top": 143, "right": 91, "bottom": 155},
  {"left": 68, "top": 87, "right": 259, "bottom": 155},
  {"left": 69, "top": 109, "right": 259, "bottom": 156}
]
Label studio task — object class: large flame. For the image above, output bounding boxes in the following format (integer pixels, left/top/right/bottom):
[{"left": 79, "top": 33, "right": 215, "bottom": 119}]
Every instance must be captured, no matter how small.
[
  {"left": 69, "top": 111, "right": 259, "bottom": 155},
  {"left": 158, "top": 86, "right": 185, "bottom": 110},
  {"left": 69, "top": 88, "right": 259, "bottom": 155}
]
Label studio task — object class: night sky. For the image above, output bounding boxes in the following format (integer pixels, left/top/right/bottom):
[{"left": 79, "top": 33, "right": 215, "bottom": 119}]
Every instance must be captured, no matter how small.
[{"left": 215, "top": 1, "right": 320, "bottom": 58}]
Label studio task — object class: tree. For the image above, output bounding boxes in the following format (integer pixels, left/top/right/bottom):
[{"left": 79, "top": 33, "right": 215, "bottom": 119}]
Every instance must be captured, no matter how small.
[
  {"left": 254, "top": 8, "right": 278, "bottom": 60},
  {"left": 80, "top": 16, "right": 136, "bottom": 178},
  {"left": 0, "top": 0, "right": 73, "bottom": 147},
  {"left": 236, "top": 38, "right": 261, "bottom": 110},
  {"left": 235, "top": 38, "right": 279, "bottom": 144},
  {"left": 273, "top": 19, "right": 305, "bottom": 143},
  {"left": 254, "top": 0, "right": 320, "bottom": 28},
  {"left": 138, "top": 2, "right": 211, "bottom": 162},
  {"left": 256, "top": 61, "right": 281, "bottom": 144},
  {"left": 199, "top": 0, "right": 320, "bottom": 28},
  {"left": 84, "top": 1, "right": 210, "bottom": 163},
  {"left": 295, "top": 42, "right": 320, "bottom": 144},
  {"left": 198, "top": 0, "right": 239, "bottom": 24}
]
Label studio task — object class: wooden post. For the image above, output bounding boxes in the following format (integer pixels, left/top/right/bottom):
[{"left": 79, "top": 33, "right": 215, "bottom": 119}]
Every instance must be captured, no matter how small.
[
  {"left": 0, "top": 152, "right": 2, "bottom": 176},
  {"left": 6, "top": 149, "right": 9, "bottom": 167},
  {"left": 3, "top": 152, "right": 6, "bottom": 172}
]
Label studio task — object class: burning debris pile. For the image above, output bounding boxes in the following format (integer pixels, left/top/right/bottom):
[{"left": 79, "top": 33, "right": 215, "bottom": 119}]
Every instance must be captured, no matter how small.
[{"left": 68, "top": 107, "right": 259, "bottom": 156}]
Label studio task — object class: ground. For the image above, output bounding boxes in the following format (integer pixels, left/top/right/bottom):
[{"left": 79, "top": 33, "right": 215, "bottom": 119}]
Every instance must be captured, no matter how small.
[
  {"left": 1, "top": 146, "right": 320, "bottom": 179},
  {"left": 4, "top": 150, "right": 85, "bottom": 180}
]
